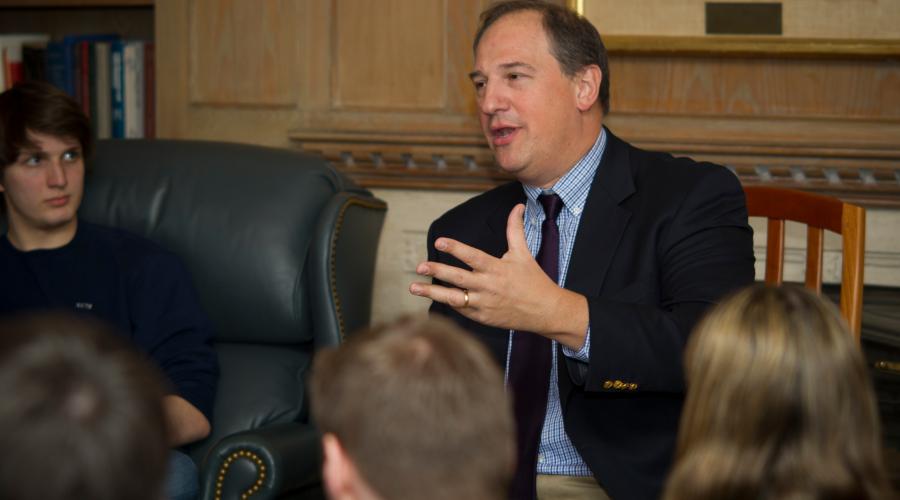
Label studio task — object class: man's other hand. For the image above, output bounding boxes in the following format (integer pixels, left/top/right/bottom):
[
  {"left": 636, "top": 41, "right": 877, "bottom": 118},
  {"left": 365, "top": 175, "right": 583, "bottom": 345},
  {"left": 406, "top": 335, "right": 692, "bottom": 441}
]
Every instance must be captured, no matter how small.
[{"left": 163, "top": 395, "right": 211, "bottom": 447}]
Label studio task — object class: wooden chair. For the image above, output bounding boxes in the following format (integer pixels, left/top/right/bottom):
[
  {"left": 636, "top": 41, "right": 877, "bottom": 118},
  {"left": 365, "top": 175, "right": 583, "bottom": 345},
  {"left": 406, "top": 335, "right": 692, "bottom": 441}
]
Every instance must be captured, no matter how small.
[{"left": 743, "top": 186, "right": 866, "bottom": 340}]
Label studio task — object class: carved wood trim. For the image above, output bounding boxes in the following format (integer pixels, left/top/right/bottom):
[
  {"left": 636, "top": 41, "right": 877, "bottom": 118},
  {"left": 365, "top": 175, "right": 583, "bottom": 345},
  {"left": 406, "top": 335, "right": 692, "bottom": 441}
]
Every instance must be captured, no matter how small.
[{"left": 289, "top": 130, "right": 900, "bottom": 207}]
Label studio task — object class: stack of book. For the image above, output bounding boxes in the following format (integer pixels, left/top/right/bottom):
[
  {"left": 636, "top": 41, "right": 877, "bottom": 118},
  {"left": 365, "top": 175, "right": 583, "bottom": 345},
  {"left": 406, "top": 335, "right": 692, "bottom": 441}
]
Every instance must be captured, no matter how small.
[{"left": 1, "top": 33, "right": 155, "bottom": 139}]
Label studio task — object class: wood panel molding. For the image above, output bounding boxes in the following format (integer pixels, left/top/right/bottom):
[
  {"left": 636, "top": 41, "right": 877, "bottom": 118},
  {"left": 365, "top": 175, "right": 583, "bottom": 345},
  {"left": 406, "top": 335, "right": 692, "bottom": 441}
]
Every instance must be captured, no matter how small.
[
  {"left": 333, "top": 0, "right": 446, "bottom": 110},
  {"left": 605, "top": 35, "right": 900, "bottom": 59},
  {"left": 188, "top": 0, "right": 303, "bottom": 106},
  {"left": 289, "top": 124, "right": 900, "bottom": 206},
  {"left": 609, "top": 55, "right": 900, "bottom": 121},
  {"left": 292, "top": 0, "right": 485, "bottom": 131}
]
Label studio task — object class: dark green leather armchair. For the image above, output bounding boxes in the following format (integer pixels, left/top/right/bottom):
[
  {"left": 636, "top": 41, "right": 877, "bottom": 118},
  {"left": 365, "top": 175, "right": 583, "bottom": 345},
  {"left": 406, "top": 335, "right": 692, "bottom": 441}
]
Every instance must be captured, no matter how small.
[{"left": 79, "top": 139, "right": 387, "bottom": 500}]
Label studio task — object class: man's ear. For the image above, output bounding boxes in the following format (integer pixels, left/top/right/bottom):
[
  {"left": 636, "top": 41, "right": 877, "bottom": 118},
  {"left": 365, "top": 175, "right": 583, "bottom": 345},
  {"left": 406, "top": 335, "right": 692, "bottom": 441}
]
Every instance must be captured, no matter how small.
[
  {"left": 322, "top": 433, "right": 353, "bottom": 500},
  {"left": 574, "top": 65, "right": 602, "bottom": 112}
]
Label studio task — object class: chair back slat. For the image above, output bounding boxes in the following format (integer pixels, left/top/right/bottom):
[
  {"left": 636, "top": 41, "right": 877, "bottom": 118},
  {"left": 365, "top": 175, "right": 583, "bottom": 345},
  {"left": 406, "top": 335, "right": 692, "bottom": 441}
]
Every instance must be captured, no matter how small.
[
  {"left": 744, "top": 186, "right": 865, "bottom": 340},
  {"left": 765, "top": 218, "right": 785, "bottom": 284},
  {"left": 805, "top": 227, "right": 824, "bottom": 292},
  {"left": 841, "top": 204, "right": 866, "bottom": 340}
]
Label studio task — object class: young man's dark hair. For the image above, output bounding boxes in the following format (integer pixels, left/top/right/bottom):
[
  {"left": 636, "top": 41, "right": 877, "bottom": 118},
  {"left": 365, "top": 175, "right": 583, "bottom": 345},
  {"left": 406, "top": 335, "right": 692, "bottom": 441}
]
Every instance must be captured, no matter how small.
[
  {"left": 473, "top": 0, "right": 611, "bottom": 114},
  {"left": 0, "top": 81, "right": 92, "bottom": 168},
  {"left": 310, "top": 316, "right": 515, "bottom": 500},
  {"left": 0, "top": 312, "right": 168, "bottom": 500}
]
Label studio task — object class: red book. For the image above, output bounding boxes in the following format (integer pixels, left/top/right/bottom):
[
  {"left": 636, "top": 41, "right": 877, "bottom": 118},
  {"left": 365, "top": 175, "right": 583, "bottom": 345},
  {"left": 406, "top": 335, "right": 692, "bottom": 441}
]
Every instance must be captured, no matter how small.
[{"left": 78, "top": 41, "right": 91, "bottom": 116}]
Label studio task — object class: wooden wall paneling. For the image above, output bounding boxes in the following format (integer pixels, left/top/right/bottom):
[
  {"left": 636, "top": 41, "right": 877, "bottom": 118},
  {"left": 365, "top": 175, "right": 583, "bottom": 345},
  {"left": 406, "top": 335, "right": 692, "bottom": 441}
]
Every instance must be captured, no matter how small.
[
  {"left": 156, "top": 0, "right": 190, "bottom": 138},
  {"left": 153, "top": 1, "right": 899, "bottom": 206},
  {"left": 290, "top": 0, "right": 490, "bottom": 155},
  {"left": 781, "top": 1, "right": 900, "bottom": 39},
  {"left": 445, "top": 0, "right": 484, "bottom": 115},
  {"left": 296, "top": 0, "right": 332, "bottom": 111},
  {"left": 157, "top": 0, "right": 307, "bottom": 147},
  {"left": 189, "top": 0, "right": 303, "bottom": 105},
  {"left": 334, "top": 0, "right": 446, "bottom": 110},
  {"left": 584, "top": 1, "right": 701, "bottom": 36},
  {"left": 610, "top": 56, "right": 900, "bottom": 120},
  {"left": 583, "top": 0, "right": 900, "bottom": 39}
]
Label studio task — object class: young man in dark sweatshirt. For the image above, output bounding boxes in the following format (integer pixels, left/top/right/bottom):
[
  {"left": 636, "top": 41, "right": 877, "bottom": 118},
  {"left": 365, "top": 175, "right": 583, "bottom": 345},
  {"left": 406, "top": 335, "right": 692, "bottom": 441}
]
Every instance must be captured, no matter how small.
[{"left": 0, "top": 81, "right": 217, "bottom": 500}]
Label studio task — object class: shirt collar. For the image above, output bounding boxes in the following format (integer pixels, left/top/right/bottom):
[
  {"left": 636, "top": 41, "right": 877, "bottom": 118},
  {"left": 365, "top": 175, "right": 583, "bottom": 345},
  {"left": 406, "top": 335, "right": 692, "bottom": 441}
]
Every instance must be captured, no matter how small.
[{"left": 522, "top": 127, "right": 607, "bottom": 218}]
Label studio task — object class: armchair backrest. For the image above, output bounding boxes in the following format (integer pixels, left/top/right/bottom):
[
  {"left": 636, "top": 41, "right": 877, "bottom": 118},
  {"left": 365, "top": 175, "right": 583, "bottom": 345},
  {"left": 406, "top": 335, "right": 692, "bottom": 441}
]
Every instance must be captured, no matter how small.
[{"left": 79, "top": 139, "right": 387, "bottom": 461}]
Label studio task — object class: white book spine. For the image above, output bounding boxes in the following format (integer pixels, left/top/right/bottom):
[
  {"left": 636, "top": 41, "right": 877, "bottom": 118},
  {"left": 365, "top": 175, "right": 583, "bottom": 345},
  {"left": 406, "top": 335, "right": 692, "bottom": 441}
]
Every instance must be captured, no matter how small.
[
  {"left": 94, "top": 42, "right": 112, "bottom": 139},
  {"left": 123, "top": 42, "right": 145, "bottom": 139}
]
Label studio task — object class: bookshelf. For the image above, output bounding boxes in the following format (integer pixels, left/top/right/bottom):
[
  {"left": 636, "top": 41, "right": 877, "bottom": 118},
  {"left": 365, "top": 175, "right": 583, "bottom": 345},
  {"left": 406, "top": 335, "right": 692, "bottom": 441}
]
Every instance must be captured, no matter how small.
[
  {"left": 0, "top": 1, "right": 151, "bottom": 5},
  {"left": 0, "top": 2, "right": 153, "bottom": 40},
  {"left": 0, "top": 0, "right": 156, "bottom": 138}
]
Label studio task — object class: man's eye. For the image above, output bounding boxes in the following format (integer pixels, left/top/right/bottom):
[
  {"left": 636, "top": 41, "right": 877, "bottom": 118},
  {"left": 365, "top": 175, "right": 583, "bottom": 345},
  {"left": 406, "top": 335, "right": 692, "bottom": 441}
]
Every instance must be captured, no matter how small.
[
  {"left": 23, "top": 155, "right": 41, "bottom": 166},
  {"left": 473, "top": 80, "right": 486, "bottom": 90},
  {"left": 63, "top": 150, "right": 81, "bottom": 162}
]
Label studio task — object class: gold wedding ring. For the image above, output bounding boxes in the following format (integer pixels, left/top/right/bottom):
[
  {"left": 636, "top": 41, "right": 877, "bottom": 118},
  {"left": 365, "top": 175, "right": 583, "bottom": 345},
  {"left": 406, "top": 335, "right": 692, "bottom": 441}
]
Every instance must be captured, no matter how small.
[{"left": 462, "top": 289, "right": 470, "bottom": 308}]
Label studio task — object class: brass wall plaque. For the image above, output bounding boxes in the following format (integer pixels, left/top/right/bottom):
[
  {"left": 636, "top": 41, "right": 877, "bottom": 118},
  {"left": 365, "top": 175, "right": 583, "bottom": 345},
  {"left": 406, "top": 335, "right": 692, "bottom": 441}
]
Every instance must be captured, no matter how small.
[{"left": 706, "top": 2, "right": 782, "bottom": 35}]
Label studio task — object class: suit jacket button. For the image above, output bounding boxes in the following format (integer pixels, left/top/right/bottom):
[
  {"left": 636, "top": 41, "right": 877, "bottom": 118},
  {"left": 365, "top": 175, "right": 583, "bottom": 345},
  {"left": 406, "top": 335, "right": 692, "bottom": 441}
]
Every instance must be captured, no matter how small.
[
  {"left": 603, "top": 380, "right": 613, "bottom": 389},
  {"left": 613, "top": 380, "right": 624, "bottom": 389},
  {"left": 628, "top": 383, "right": 638, "bottom": 390}
]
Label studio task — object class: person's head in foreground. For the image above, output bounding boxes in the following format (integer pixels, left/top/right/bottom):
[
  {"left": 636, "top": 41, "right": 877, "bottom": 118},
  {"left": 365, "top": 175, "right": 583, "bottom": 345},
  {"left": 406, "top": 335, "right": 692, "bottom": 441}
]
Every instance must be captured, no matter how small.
[
  {"left": 0, "top": 312, "right": 168, "bottom": 500},
  {"left": 665, "top": 284, "right": 894, "bottom": 500},
  {"left": 310, "top": 316, "right": 515, "bottom": 500}
]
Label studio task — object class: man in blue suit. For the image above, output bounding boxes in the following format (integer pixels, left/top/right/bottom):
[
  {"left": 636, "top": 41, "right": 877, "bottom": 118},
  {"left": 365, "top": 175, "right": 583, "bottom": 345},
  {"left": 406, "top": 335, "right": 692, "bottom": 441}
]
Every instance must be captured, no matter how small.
[{"left": 409, "top": 2, "right": 755, "bottom": 499}]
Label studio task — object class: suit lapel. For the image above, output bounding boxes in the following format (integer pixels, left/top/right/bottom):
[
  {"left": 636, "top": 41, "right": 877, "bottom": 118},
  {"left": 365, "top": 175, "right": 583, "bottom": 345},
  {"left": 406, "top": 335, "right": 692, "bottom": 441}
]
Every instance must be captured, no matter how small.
[{"left": 565, "top": 129, "right": 636, "bottom": 298}]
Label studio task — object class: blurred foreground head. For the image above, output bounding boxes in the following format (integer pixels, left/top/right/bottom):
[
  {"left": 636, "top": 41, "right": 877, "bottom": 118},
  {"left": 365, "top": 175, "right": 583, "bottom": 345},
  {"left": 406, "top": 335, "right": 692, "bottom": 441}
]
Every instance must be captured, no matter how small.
[
  {"left": 0, "top": 312, "right": 168, "bottom": 500},
  {"left": 665, "top": 284, "right": 894, "bottom": 500},
  {"left": 310, "top": 316, "right": 515, "bottom": 500}
]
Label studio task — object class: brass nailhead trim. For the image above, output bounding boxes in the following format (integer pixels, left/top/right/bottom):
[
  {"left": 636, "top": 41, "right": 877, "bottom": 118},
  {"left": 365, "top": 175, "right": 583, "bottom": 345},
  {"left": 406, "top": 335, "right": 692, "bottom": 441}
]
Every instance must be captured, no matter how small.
[
  {"left": 214, "top": 449, "right": 267, "bottom": 500},
  {"left": 329, "top": 196, "right": 387, "bottom": 342}
]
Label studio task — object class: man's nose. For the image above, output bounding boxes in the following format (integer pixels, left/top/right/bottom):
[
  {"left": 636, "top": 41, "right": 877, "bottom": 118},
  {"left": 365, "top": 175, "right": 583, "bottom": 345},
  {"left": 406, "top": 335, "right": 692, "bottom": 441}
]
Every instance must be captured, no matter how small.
[
  {"left": 46, "top": 160, "right": 67, "bottom": 188},
  {"left": 479, "top": 82, "right": 508, "bottom": 115}
]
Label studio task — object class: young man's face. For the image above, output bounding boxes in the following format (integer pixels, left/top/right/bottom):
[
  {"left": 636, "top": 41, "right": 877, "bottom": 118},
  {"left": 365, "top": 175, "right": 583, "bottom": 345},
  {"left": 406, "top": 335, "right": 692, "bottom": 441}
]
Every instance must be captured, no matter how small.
[
  {"left": 0, "top": 131, "right": 84, "bottom": 243},
  {"left": 470, "top": 10, "right": 586, "bottom": 188}
]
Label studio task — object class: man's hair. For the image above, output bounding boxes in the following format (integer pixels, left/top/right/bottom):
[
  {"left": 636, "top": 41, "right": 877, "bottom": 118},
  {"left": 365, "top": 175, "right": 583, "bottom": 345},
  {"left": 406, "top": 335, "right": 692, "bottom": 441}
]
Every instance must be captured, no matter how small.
[
  {"left": 473, "top": 0, "right": 610, "bottom": 115},
  {"left": 664, "top": 284, "right": 894, "bottom": 500},
  {"left": 310, "top": 316, "right": 515, "bottom": 500},
  {"left": 0, "top": 312, "right": 168, "bottom": 500},
  {"left": 0, "top": 81, "right": 92, "bottom": 168}
]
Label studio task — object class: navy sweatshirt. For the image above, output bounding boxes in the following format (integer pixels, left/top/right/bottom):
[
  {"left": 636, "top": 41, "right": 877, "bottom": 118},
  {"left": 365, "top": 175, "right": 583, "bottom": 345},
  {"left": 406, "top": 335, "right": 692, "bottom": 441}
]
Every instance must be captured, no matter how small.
[{"left": 0, "top": 221, "right": 218, "bottom": 422}]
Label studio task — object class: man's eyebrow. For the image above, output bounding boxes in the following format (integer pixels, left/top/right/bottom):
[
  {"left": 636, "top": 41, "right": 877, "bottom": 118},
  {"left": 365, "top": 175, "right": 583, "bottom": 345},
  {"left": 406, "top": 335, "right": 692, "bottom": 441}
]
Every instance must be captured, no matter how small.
[
  {"left": 499, "top": 62, "right": 536, "bottom": 72},
  {"left": 469, "top": 62, "right": 537, "bottom": 80}
]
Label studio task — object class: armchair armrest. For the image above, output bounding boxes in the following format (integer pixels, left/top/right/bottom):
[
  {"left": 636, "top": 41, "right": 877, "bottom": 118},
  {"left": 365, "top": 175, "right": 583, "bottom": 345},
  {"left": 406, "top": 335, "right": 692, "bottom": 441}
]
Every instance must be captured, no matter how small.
[{"left": 198, "top": 422, "right": 322, "bottom": 500}]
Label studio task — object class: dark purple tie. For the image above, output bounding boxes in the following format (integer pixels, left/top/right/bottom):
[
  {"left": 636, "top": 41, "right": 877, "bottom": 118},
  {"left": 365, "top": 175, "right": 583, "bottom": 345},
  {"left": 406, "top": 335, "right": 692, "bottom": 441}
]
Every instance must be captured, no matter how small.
[{"left": 508, "top": 193, "right": 563, "bottom": 500}]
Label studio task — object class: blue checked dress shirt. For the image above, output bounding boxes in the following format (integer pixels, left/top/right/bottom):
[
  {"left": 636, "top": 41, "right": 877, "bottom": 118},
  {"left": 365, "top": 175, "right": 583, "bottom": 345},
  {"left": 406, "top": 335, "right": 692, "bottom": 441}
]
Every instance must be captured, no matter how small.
[{"left": 505, "top": 128, "right": 607, "bottom": 477}]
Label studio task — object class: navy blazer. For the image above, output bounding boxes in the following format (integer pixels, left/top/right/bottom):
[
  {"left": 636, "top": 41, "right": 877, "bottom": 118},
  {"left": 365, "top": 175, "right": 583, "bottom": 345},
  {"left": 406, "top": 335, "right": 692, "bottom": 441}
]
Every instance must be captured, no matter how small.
[{"left": 428, "top": 129, "right": 756, "bottom": 500}]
